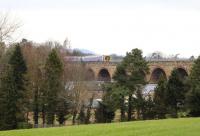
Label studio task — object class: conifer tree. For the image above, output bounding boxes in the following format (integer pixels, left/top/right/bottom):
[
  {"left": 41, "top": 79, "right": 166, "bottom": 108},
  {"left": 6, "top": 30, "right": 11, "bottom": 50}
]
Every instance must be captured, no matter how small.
[
  {"left": 153, "top": 75, "right": 167, "bottom": 119},
  {"left": 0, "top": 44, "right": 27, "bottom": 130},
  {"left": 165, "top": 69, "right": 186, "bottom": 117},
  {"left": 44, "top": 49, "right": 63, "bottom": 125},
  {"left": 113, "top": 49, "right": 149, "bottom": 121},
  {"left": 187, "top": 56, "right": 200, "bottom": 116}
]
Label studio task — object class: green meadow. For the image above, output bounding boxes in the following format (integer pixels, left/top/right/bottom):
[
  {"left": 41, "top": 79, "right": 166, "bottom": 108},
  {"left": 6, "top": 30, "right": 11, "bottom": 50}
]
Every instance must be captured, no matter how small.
[{"left": 0, "top": 118, "right": 200, "bottom": 136}]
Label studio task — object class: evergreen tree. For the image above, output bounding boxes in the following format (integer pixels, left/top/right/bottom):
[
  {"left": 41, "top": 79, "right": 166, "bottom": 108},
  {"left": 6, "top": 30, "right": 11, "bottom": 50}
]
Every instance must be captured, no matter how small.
[
  {"left": 112, "top": 65, "right": 128, "bottom": 121},
  {"left": 112, "top": 86, "right": 128, "bottom": 122},
  {"left": 187, "top": 56, "right": 200, "bottom": 116},
  {"left": 56, "top": 98, "right": 69, "bottom": 125},
  {"left": 153, "top": 75, "right": 167, "bottom": 119},
  {"left": 44, "top": 49, "right": 63, "bottom": 125},
  {"left": 33, "top": 85, "right": 39, "bottom": 127},
  {"left": 0, "top": 44, "right": 27, "bottom": 130},
  {"left": 113, "top": 48, "right": 149, "bottom": 121},
  {"left": 143, "top": 95, "right": 155, "bottom": 120},
  {"left": 0, "top": 66, "right": 16, "bottom": 130},
  {"left": 134, "top": 89, "right": 146, "bottom": 120},
  {"left": 95, "top": 102, "right": 115, "bottom": 123},
  {"left": 101, "top": 83, "right": 128, "bottom": 121},
  {"left": 165, "top": 69, "right": 186, "bottom": 117},
  {"left": 32, "top": 68, "right": 45, "bottom": 127}
]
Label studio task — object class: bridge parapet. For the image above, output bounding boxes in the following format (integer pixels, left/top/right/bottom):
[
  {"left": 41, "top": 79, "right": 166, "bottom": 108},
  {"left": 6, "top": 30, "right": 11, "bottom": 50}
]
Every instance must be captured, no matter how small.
[{"left": 65, "top": 55, "right": 194, "bottom": 63}]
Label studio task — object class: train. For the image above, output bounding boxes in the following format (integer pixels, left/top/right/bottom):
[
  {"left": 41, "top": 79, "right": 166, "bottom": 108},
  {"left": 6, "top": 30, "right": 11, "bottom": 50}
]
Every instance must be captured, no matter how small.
[{"left": 64, "top": 55, "right": 111, "bottom": 62}]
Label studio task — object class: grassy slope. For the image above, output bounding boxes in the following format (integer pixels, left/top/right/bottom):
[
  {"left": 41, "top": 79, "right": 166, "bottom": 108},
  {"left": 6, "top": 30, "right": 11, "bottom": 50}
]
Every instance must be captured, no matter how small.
[{"left": 0, "top": 118, "right": 200, "bottom": 136}]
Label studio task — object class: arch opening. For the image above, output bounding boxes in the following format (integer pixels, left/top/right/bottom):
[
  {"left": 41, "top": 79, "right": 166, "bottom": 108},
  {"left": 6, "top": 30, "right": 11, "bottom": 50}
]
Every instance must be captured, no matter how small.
[
  {"left": 176, "top": 68, "right": 188, "bottom": 80},
  {"left": 98, "top": 68, "right": 111, "bottom": 82},
  {"left": 150, "top": 68, "right": 167, "bottom": 83}
]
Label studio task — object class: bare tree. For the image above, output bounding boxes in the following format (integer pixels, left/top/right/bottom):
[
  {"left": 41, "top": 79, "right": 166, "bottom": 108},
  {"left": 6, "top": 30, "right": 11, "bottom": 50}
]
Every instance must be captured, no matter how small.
[
  {"left": 0, "top": 12, "right": 21, "bottom": 43},
  {"left": 65, "top": 63, "right": 94, "bottom": 125},
  {"left": 20, "top": 40, "right": 53, "bottom": 127}
]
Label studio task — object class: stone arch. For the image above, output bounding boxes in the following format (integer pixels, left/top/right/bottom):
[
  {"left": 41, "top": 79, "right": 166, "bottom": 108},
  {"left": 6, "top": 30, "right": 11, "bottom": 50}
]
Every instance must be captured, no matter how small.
[
  {"left": 85, "top": 68, "right": 95, "bottom": 81},
  {"left": 97, "top": 68, "right": 111, "bottom": 82},
  {"left": 150, "top": 67, "right": 167, "bottom": 83},
  {"left": 176, "top": 67, "right": 188, "bottom": 79}
]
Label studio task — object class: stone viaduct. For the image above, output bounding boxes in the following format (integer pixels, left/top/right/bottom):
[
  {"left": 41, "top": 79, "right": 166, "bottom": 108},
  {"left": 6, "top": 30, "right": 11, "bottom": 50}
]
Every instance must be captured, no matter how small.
[{"left": 84, "top": 59, "right": 193, "bottom": 83}]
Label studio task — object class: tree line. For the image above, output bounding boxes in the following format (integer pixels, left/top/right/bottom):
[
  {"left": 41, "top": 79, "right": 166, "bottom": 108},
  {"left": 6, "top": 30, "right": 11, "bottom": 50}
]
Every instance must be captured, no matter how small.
[
  {"left": 1, "top": 41, "right": 200, "bottom": 130},
  {"left": 1, "top": 42, "right": 200, "bottom": 131}
]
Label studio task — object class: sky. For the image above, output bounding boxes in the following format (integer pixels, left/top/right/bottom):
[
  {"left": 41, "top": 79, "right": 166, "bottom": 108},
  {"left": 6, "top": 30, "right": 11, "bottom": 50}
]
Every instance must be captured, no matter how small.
[{"left": 1, "top": 0, "right": 200, "bottom": 57}]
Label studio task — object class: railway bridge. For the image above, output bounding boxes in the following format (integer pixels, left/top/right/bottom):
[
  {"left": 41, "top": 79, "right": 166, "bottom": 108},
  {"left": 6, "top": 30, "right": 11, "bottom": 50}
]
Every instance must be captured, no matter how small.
[{"left": 83, "top": 59, "right": 193, "bottom": 83}]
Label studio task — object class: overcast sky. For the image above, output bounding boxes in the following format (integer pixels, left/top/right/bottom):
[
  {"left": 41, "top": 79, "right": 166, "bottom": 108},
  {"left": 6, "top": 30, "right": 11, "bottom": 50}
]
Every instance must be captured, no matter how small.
[{"left": 1, "top": 0, "right": 200, "bottom": 57}]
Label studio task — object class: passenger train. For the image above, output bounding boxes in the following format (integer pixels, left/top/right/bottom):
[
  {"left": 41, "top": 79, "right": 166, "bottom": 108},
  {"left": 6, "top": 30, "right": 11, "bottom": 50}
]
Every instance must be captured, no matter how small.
[{"left": 65, "top": 55, "right": 111, "bottom": 62}]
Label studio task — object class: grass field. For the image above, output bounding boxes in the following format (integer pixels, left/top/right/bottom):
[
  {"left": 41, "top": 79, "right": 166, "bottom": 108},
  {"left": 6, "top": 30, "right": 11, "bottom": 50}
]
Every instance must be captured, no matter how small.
[{"left": 0, "top": 118, "right": 200, "bottom": 136}]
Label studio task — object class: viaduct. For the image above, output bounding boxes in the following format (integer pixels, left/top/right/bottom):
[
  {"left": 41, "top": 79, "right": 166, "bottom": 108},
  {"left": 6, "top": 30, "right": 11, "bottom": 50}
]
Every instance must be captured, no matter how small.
[{"left": 83, "top": 59, "right": 193, "bottom": 83}]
